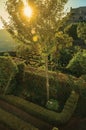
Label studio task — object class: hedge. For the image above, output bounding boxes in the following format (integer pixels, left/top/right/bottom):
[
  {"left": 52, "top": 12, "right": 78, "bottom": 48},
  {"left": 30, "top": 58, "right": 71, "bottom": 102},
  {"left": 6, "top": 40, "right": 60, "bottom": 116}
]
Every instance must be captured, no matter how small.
[
  {"left": 0, "top": 107, "right": 38, "bottom": 130},
  {"left": 0, "top": 56, "right": 18, "bottom": 95},
  {"left": 22, "top": 68, "right": 75, "bottom": 108},
  {"left": 0, "top": 91, "right": 79, "bottom": 125},
  {"left": 7, "top": 65, "right": 86, "bottom": 115},
  {"left": 66, "top": 50, "right": 86, "bottom": 77},
  {"left": 8, "top": 62, "right": 25, "bottom": 96}
]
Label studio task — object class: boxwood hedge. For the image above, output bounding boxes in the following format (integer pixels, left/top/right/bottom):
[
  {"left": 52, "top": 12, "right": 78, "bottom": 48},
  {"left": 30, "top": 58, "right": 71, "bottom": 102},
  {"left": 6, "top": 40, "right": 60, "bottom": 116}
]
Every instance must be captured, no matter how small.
[{"left": 0, "top": 91, "right": 79, "bottom": 126}]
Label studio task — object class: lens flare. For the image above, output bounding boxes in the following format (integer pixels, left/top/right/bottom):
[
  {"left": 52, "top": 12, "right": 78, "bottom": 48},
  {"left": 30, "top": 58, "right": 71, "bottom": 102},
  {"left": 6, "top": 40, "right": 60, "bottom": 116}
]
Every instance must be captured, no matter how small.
[{"left": 24, "top": 5, "right": 32, "bottom": 18}]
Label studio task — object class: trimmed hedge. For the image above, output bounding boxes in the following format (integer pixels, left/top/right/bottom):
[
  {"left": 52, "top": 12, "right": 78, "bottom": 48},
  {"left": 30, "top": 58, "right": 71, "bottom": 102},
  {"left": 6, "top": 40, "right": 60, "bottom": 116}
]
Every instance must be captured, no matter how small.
[
  {"left": 0, "top": 91, "right": 79, "bottom": 125},
  {"left": 0, "top": 56, "right": 18, "bottom": 95},
  {"left": 8, "top": 62, "right": 25, "bottom": 96},
  {"left": 21, "top": 67, "right": 86, "bottom": 114},
  {"left": 7, "top": 64, "right": 86, "bottom": 116},
  {"left": 0, "top": 107, "right": 38, "bottom": 130},
  {"left": 22, "top": 68, "right": 75, "bottom": 108}
]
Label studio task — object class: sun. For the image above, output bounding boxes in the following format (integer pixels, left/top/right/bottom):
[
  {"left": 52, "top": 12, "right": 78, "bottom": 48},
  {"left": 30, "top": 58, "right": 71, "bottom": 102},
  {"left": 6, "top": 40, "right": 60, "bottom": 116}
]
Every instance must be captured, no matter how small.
[{"left": 24, "top": 5, "right": 33, "bottom": 18}]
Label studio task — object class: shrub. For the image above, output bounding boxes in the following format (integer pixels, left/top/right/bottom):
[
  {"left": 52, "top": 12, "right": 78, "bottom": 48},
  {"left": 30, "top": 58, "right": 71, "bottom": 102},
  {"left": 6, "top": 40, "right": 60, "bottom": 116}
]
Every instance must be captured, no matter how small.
[
  {"left": 46, "top": 99, "right": 59, "bottom": 111},
  {"left": 8, "top": 62, "right": 25, "bottom": 96},
  {"left": 67, "top": 50, "right": 86, "bottom": 77},
  {"left": 80, "top": 75, "right": 86, "bottom": 82},
  {"left": 57, "top": 48, "right": 73, "bottom": 67},
  {"left": 64, "top": 23, "right": 78, "bottom": 40},
  {"left": 22, "top": 68, "right": 76, "bottom": 108},
  {"left": 0, "top": 56, "right": 18, "bottom": 94},
  {"left": 0, "top": 91, "right": 79, "bottom": 125},
  {"left": 23, "top": 70, "right": 59, "bottom": 105}
]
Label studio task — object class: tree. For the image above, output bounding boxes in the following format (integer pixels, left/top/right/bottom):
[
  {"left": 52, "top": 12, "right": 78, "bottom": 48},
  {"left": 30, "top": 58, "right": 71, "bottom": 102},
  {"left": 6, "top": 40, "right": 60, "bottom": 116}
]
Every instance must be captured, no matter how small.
[
  {"left": 53, "top": 31, "right": 73, "bottom": 67},
  {"left": 1, "top": 0, "right": 68, "bottom": 101},
  {"left": 67, "top": 50, "right": 86, "bottom": 77},
  {"left": 77, "top": 22, "right": 86, "bottom": 43},
  {"left": 64, "top": 23, "right": 78, "bottom": 40},
  {"left": 16, "top": 44, "right": 32, "bottom": 62},
  {"left": 55, "top": 31, "right": 73, "bottom": 49},
  {"left": 16, "top": 44, "right": 42, "bottom": 66},
  {"left": 57, "top": 48, "right": 73, "bottom": 67}
]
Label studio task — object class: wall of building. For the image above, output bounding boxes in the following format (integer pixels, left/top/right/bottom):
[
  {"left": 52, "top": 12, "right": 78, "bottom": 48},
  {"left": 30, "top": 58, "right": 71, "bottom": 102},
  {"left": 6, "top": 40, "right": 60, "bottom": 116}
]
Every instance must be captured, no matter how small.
[{"left": 69, "top": 6, "right": 86, "bottom": 22}]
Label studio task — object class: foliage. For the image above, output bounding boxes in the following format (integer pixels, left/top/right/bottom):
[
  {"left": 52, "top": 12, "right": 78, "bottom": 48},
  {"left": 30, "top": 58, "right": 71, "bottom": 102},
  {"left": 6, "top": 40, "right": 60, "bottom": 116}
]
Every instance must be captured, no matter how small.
[
  {"left": 52, "top": 127, "right": 59, "bottom": 130},
  {"left": 22, "top": 67, "right": 76, "bottom": 108},
  {"left": 74, "top": 79, "right": 86, "bottom": 117},
  {"left": 57, "top": 46, "right": 81, "bottom": 68},
  {"left": 1, "top": 0, "right": 68, "bottom": 59},
  {"left": 1, "top": 0, "right": 68, "bottom": 101},
  {"left": 67, "top": 50, "right": 86, "bottom": 77},
  {"left": 64, "top": 23, "right": 78, "bottom": 40},
  {"left": 55, "top": 47, "right": 73, "bottom": 67},
  {"left": 74, "top": 78, "right": 86, "bottom": 97},
  {"left": 0, "top": 92, "right": 79, "bottom": 125},
  {"left": 80, "top": 74, "right": 86, "bottom": 82},
  {"left": 16, "top": 44, "right": 42, "bottom": 66},
  {"left": 2, "top": 0, "right": 68, "bottom": 45},
  {"left": 0, "top": 108, "right": 38, "bottom": 130},
  {"left": 8, "top": 62, "right": 25, "bottom": 96},
  {"left": 76, "top": 95, "right": 86, "bottom": 117},
  {"left": 55, "top": 31, "right": 73, "bottom": 50},
  {"left": 77, "top": 22, "right": 86, "bottom": 43},
  {"left": 23, "top": 71, "right": 58, "bottom": 105},
  {"left": 46, "top": 99, "right": 59, "bottom": 111},
  {"left": 16, "top": 44, "right": 31, "bottom": 61},
  {"left": 0, "top": 56, "right": 18, "bottom": 94},
  {"left": 52, "top": 31, "right": 73, "bottom": 68},
  {"left": 0, "top": 51, "right": 16, "bottom": 57}
]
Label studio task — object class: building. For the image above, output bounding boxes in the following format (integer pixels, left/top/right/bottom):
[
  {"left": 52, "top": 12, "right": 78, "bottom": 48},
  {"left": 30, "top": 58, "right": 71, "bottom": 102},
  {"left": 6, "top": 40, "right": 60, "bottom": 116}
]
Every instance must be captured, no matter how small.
[{"left": 69, "top": 6, "right": 86, "bottom": 22}]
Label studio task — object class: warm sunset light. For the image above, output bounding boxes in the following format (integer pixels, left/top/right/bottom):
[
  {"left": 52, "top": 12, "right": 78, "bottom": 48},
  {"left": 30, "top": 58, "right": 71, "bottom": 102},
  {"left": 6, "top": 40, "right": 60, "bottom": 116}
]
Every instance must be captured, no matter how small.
[
  {"left": 33, "top": 35, "right": 38, "bottom": 42},
  {"left": 24, "top": 5, "right": 32, "bottom": 18}
]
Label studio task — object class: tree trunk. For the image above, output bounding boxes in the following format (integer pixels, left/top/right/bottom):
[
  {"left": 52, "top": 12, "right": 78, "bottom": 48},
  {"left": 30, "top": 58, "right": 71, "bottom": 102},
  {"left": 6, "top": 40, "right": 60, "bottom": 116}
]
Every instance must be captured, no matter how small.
[{"left": 45, "top": 55, "right": 49, "bottom": 101}]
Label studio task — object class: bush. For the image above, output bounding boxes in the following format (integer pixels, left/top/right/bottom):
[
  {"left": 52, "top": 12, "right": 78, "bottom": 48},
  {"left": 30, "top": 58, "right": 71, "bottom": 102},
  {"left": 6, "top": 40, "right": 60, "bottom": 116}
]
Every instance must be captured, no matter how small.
[
  {"left": 22, "top": 68, "right": 76, "bottom": 108},
  {"left": 57, "top": 48, "right": 73, "bottom": 67},
  {"left": 0, "top": 92, "right": 79, "bottom": 125},
  {"left": 76, "top": 96, "right": 86, "bottom": 117},
  {"left": 0, "top": 56, "right": 18, "bottom": 94},
  {"left": 67, "top": 50, "right": 86, "bottom": 77},
  {"left": 8, "top": 62, "right": 25, "bottom": 96},
  {"left": 46, "top": 99, "right": 59, "bottom": 111},
  {"left": 80, "top": 75, "right": 86, "bottom": 82},
  {"left": 64, "top": 23, "right": 78, "bottom": 40},
  {"left": 23, "top": 70, "right": 59, "bottom": 105}
]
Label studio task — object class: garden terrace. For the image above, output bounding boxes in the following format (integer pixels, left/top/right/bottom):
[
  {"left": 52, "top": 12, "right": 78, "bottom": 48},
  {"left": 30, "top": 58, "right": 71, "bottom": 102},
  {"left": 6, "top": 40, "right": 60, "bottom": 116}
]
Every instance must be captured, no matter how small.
[{"left": 0, "top": 91, "right": 79, "bottom": 126}]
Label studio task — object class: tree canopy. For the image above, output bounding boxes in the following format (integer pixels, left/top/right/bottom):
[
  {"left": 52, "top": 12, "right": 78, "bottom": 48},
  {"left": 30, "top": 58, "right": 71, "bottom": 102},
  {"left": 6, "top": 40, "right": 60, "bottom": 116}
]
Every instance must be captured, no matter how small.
[
  {"left": 1, "top": 0, "right": 68, "bottom": 100},
  {"left": 0, "top": 55, "right": 18, "bottom": 94},
  {"left": 77, "top": 22, "right": 86, "bottom": 43},
  {"left": 64, "top": 23, "right": 78, "bottom": 40},
  {"left": 67, "top": 50, "right": 86, "bottom": 77},
  {"left": 2, "top": 0, "right": 68, "bottom": 48}
]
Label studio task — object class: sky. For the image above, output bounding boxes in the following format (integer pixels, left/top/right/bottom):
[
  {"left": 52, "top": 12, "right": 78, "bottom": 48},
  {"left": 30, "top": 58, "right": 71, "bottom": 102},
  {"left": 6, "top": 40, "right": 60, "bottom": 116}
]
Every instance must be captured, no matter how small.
[
  {"left": 65, "top": 0, "right": 86, "bottom": 11},
  {"left": 0, "top": 0, "right": 86, "bottom": 28}
]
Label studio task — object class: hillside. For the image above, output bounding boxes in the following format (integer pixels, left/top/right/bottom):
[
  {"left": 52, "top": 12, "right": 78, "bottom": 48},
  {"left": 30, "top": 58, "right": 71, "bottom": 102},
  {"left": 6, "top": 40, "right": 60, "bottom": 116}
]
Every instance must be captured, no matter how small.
[{"left": 0, "top": 29, "right": 18, "bottom": 52}]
